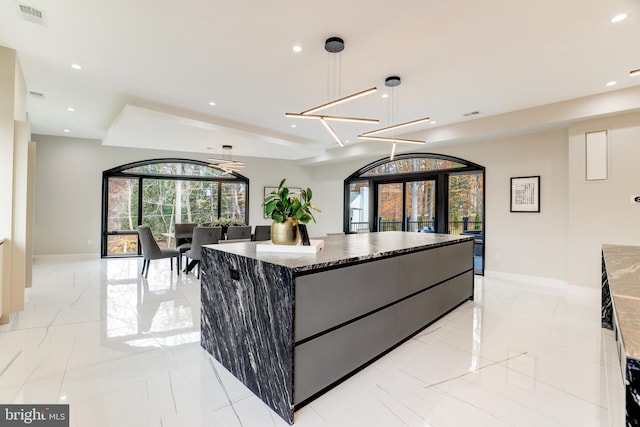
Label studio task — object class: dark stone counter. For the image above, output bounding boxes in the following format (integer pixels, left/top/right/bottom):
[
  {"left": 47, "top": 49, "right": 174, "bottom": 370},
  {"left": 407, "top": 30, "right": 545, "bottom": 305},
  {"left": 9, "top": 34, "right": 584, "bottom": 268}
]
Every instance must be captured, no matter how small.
[
  {"left": 203, "top": 231, "right": 472, "bottom": 273},
  {"left": 601, "top": 244, "right": 640, "bottom": 426}
]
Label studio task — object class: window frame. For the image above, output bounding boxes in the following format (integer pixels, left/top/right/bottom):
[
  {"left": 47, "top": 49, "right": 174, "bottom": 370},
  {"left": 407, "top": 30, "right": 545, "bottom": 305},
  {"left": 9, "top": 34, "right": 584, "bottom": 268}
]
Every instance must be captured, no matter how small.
[
  {"left": 101, "top": 158, "right": 249, "bottom": 258},
  {"left": 344, "top": 153, "right": 485, "bottom": 274},
  {"left": 344, "top": 153, "right": 484, "bottom": 232}
]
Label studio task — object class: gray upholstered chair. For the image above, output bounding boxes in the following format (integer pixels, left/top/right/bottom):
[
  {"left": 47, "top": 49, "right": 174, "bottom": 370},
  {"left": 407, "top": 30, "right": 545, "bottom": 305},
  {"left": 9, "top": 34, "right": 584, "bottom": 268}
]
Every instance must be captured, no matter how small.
[
  {"left": 174, "top": 222, "right": 197, "bottom": 268},
  {"left": 226, "top": 225, "right": 252, "bottom": 240},
  {"left": 137, "top": 225, "right": 180, "bottom": 278},
  {"left": 185, "top": 226, "right": 222, "bottom": 278},
  {"left": 252, "top": 225, "right": 271, "bottom": 241}
]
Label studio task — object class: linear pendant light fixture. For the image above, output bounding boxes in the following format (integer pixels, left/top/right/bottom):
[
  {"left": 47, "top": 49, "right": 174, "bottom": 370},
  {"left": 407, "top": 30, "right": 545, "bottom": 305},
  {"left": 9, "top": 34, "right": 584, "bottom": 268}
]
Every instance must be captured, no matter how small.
[
  {"left": 284, "top": 113, "right": 378, "bottom": 124},
  {"left": 357, "top": 135, "right": 426, "bottom": 144},
  {"left": 208, "top": 145, "right": 245, "bottom": 174},
  {"left": 358, "top": 76, "right": 429, "bottom": 159},
  {"left": 285, "top": 37, "right": 378, "bottom": 146},
  {"left": 300, "top": 87, "right": 378, "bottom": 115},
  {"left": 361, "top": 116, "right": 431, "bottom": 136},
  {"left": 630, "top": 68, "right": 640, "bottom": 77}
]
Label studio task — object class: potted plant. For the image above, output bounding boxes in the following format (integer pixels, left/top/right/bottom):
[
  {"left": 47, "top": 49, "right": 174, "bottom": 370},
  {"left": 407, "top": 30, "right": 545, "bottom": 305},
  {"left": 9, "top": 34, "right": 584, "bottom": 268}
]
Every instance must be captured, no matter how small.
[
  {"left": 263, "top": 178, "right": 320, "bottom": 245},
  {"left": 213, "top": 216, "right": 233, "bottom": 234}
]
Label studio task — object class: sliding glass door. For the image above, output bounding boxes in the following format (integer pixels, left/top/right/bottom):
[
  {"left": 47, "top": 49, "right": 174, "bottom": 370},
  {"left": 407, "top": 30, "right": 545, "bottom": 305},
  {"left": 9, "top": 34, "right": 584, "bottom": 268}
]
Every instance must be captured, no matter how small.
[
  {"left": 344, "top": 153, "right": 485, "bottom": 274},
  {"left": 449, "top": 171, "right": 484, "bottom": 273},
  {"left": 377, "top": 183, "right": 404, "bottom": 231},
  {"left": 405, "top": 180, "right": 436, "bottom": 232},
  {"left": 377, "top": 180, "right": 436, "bottom": 232}
]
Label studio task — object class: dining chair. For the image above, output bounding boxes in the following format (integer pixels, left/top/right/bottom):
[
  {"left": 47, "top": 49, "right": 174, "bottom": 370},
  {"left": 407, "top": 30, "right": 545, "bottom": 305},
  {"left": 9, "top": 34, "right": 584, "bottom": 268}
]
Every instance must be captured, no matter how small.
[
  {"left": 174, "top": 222, "right": 197, "bottom": 269},
  {"left": 185, "top": 226, "right": 223, "bottom": 278},
  {"left": 252, "top": 225, "right": 271, "bottom": 241},
  {"left": 137, "top": 225, "right": 180, "bottom": 278},
  {"left": 226, "top": 225, "right": 252, "bottom": 240}
]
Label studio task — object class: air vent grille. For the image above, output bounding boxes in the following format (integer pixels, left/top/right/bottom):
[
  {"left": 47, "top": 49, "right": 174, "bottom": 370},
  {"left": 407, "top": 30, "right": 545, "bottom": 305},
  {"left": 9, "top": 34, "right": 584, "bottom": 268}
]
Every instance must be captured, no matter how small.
[
  {"left": 17, "top": 3, "right": 47, "bottom": 26},
  {"left": 463, "top": 111, "right": 480, "bottom": 117},
  {"left": 29, "top": 90, "right": 46, "bottom": 100}
]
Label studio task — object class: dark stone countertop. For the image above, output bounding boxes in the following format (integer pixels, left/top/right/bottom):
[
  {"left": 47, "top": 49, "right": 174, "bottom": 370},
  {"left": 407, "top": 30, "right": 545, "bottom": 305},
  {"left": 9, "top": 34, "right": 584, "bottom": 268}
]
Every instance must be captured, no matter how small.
[
  {"left": 603, "top": 244, "right": 640, "bottom": 359},
  {"left": 203, "top": 231, "right": 473, "bottom": 273}
]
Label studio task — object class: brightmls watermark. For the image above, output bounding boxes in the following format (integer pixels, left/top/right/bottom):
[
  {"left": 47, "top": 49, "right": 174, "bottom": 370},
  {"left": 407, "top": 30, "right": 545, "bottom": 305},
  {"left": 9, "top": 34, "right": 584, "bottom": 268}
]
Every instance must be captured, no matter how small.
[{"left": 0, "top": 405, "right": 68, "bottom": 426}]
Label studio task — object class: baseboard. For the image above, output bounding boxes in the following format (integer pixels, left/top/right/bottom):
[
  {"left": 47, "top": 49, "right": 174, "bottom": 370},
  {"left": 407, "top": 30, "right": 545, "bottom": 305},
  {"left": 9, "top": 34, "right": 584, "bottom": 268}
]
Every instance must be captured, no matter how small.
[
  {"left": 483, "top": 269, "right": 568, "bottom": 289},
  {"left": 33, "top": 253, "right": 101, "bottom": 263},
  {"left": 483, "top": 269, "right": 600, "bottom": 305}
]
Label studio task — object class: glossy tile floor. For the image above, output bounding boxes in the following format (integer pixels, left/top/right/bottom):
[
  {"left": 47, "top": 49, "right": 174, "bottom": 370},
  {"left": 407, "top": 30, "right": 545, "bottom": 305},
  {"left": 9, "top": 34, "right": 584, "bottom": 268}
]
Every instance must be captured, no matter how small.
[{"left": 0, "top": 256, "right": 624, "bottom": 426}]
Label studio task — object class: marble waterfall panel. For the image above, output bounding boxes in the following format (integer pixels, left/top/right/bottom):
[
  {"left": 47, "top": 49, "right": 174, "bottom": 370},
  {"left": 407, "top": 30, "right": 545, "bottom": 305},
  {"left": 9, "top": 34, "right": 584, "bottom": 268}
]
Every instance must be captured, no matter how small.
[
  {"left": 627, "top": 358, "right": 640, "bottom": 427},
  {"left": 200, "top": 247, "right": 295, "bottom": 424},
  {"left": 602, "top": 251, "right": 613, "bottom": 330}
]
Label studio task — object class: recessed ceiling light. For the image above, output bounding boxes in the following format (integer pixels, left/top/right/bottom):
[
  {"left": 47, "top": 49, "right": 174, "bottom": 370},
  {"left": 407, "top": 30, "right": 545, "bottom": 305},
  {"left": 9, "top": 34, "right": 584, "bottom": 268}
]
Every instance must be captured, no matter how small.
[
  {"left": 291, "top": 124, "right": 296, "bottom": 128},
  {"left": 70, "top": 63, "right": 82, "bottom": 70},
  {"left": 611, "top": 13, "right": 627, "bottom": 23},
  {"left": 606, "top": 81, "right": 617, "bottom": 86},
  {"left": 292, "top": 45, "right": 302, "bottom": 53},
  {"left": 381, "top": 93, "right": 389, "bottom": 99},
  {"left": 63, "top": 129, "right": 70, "bottom": 133},
  {"left": 67, "top": 107, "right": 75, "bottom": 111},
  {"left": 430, "top": 120, "right": 437, "bottom": 124},
  {"left": 208, "top": 101, "right": 216, "bottom": 106}
]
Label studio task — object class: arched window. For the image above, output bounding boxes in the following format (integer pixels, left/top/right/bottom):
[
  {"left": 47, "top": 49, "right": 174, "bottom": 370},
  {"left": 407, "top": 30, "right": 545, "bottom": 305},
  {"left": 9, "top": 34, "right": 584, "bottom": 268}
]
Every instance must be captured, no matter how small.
[
  {"left": 345, "top": 153, "right": 484, "bottom": 274},
  {"left": 101, "top": 158, "right": 248, "bottom": 257}
]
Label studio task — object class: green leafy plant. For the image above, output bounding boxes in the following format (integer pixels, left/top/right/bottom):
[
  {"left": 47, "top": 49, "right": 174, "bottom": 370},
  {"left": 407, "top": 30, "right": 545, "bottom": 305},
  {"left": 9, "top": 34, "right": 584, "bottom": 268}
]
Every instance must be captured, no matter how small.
[
  {"left": 263, "top": 178, "right": 320, "bottom": 224},
  {"left": 213, "top": 217, "right": 232, "bottom": 226}
]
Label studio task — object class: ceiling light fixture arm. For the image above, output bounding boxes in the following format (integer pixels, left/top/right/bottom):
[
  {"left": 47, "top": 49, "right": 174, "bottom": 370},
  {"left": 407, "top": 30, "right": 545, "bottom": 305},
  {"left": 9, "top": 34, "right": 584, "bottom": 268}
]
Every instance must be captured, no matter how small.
[
  {"left": 300, "top": 87, "right": 378, "bottom": 115},
  {"left": 285, "top": 113, "right": 379, "bottom": 124}
]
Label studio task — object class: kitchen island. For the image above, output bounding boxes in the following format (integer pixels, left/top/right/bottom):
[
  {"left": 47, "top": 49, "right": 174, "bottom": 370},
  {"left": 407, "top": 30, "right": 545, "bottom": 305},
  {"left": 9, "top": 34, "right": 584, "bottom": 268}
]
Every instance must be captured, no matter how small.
[
  {"left": 601, "top": 244, "right": 640, "bottom": 426},
  {"left": 200, "top": 232, "right": 474, "bottom": 424}
]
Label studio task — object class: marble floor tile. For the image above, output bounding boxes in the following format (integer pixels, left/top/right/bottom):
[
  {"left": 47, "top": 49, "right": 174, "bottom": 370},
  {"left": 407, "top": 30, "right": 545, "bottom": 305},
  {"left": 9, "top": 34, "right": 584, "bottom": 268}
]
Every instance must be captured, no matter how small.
[{"left": 0, "top": 256, "right": 621, "bottom": 426}]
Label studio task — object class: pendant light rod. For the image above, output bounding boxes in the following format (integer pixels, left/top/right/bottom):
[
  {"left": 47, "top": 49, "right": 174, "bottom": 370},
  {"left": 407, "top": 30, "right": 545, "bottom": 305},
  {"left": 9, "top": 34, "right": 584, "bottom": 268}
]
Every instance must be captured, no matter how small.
[
  {"left": 285, "top": 36, "right": 378, "bottom": 146},
  {"left": 358, "top": 75, "right": 430, "bottom": 157},
  {"left": 361, "top": 116, "right": 431, "bottom": 136},
  {"left": 300, "top": 87, "right": 378, "bottom": 115},
  {"left": 357, "top": 135, "right": 426, "bottom": 144},
  {"left": 285, "top": 113, "right": 379, "bottom": 124},
  {"left": 320, "top": 118, "right": 344, "bottom": 147}
]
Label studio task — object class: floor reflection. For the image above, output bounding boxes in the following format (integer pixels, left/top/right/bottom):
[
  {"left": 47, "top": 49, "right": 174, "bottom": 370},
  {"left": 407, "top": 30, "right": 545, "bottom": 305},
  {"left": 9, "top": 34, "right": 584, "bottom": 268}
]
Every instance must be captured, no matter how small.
[
  {"left": 4, "top": 255, "right": 617, "bottom": 427},
  {"left": 101, "top": 259, "right": 199, "bottom": 349}
]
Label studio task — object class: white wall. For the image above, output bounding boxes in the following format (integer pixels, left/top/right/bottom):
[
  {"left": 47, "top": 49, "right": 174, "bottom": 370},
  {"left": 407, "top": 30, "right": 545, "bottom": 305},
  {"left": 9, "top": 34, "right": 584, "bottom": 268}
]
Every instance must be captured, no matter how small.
[
  {"left": 434, "top": 129, "right": 569, "bottom": 281},
  {"left": 0, "top": 47, "right": 16, "bottom": 321},
  {"left": 0, "top": 46, "right": 16, "bottom": 256},
  {"left": 0, "top": 46, "right": 29, "bottom": 321},
  {"left": 34, "top": 129, "right": 570, "bottom": 283},
  {"left": 568, "top": 111, "right": 640, "bottom": 289},
  {"left": 33, "top": 135, "right": 312, "bottom": 255},
  {"left": 36, "top": 111, "right": 638, "bottom": 292},
  {"left": 307, "top": 128, "right": 570, "bottom": 281}
]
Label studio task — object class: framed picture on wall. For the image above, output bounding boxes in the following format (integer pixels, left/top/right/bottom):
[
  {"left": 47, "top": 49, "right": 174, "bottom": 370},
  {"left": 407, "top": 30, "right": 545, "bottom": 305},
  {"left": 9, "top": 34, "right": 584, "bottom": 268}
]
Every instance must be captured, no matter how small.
[
  {"left": 263, "top": 185, "right": 301, "bottom": 219},
  {"left": 510, "top": 176, "right": 540, "bottom": 213}
]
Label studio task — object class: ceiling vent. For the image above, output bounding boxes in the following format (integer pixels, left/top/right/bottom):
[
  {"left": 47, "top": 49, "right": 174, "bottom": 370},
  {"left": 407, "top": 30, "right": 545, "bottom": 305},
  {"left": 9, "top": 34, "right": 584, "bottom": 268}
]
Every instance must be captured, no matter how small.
[
  {"left": 17, "top": 3, "right": 47, "bottom": 26},
  {"left": 29, "top": 90, "right": 46, "bottom": 100},
  {"left": 463, "top": 111, "right": 480, "bottom": 117}
]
